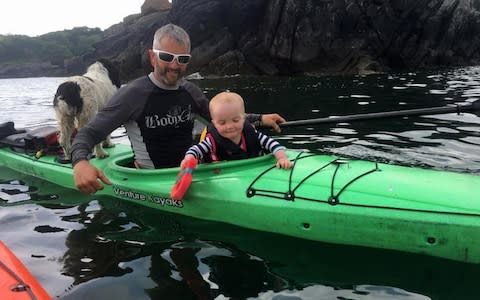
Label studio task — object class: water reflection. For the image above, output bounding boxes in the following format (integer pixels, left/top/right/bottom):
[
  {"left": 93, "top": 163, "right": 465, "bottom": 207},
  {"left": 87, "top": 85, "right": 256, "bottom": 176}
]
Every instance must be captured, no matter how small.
[
  {"left": 0, "top": 179, "right": 59, "bottom": 203},
  {"left": 53, "top": 196, "right": 288, "bottom": 299}
]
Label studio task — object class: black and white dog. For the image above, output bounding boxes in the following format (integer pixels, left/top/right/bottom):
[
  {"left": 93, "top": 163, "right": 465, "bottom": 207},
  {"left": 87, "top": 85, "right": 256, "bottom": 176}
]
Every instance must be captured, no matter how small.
[{"left": 53, "top": 59, "right": 121, "bottom": 160}]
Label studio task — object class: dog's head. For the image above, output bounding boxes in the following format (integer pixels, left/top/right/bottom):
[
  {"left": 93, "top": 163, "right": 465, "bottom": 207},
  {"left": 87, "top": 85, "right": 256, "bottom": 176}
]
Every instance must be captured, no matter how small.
[
  {"left": 53, "top": 81, "right": 83, "bottom": 116},
  {"left": 95, "top": 59, "right": 122, "bottom": 89}
]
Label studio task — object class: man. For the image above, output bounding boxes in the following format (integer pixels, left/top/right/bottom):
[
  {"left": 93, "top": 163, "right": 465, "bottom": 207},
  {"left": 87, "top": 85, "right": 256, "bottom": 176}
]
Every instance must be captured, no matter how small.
[{"left": 72, "top": 23, "right": 285, "bottom": 194}]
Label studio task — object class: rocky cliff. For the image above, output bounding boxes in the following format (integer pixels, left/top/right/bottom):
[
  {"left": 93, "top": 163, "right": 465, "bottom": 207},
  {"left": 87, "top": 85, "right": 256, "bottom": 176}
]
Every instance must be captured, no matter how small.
[{"left": 8, "top": 0, "right": 480, "bottom": 81}]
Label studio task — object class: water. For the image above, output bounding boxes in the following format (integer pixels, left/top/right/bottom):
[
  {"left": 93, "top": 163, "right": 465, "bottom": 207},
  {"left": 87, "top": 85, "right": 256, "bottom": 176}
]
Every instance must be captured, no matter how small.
[{"left": 1, "top": 69, "right": 480, "bottom": 300}]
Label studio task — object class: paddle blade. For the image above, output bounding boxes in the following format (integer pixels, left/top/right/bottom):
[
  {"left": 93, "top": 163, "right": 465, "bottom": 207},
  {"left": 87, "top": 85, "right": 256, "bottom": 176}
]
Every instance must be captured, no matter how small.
[{"left": 171, "top": 157, "right": 197, "bottom": 201}]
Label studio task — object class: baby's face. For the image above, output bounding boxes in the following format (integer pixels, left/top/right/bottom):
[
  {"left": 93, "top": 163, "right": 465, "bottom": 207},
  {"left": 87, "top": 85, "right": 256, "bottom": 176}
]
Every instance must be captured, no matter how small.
[{"left": 211, "top": 102, "right": 245, "bottom": 142}]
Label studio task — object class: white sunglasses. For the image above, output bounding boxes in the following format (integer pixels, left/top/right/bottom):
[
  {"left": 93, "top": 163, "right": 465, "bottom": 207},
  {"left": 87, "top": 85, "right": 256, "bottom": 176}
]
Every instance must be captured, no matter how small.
[{"left": 152, "top": 49, "right": 191, "bottom": 65}]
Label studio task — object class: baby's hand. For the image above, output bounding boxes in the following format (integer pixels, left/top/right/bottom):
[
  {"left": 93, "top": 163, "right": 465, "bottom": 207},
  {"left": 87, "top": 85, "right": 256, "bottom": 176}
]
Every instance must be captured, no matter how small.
[
  {"left": 276, "top": 157, "right": 293, "bottom": 169},
  {"left": 180, "top": 154, "right": 196, "bottom": 169}
]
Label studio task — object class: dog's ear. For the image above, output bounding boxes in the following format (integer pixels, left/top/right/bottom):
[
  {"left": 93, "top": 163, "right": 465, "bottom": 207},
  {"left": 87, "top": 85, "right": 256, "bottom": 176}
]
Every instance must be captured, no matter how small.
[{"left": 97, "top": 59, "right": 122, "bottom": 88}]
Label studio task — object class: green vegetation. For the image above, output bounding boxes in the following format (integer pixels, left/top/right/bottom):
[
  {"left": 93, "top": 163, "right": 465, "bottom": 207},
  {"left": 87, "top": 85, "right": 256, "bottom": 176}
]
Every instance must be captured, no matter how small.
[{"left": 0, "top": 27, "right": 103, "bottom": 67}]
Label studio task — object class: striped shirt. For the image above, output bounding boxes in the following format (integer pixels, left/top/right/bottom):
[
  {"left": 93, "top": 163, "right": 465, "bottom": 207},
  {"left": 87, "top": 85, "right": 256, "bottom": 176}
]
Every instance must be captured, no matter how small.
[{"left": 186, "top": 128, "right": 284, "bottom": 161}]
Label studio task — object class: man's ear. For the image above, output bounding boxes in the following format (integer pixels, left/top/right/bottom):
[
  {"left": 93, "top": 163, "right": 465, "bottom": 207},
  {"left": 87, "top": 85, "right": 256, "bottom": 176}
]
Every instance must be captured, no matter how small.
[{"left": 148, "top": 50, "right": 156, "bottom": 67}]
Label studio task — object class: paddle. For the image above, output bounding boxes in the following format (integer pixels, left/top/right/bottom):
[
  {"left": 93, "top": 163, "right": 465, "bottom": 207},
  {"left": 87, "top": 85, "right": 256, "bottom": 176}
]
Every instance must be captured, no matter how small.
[
  {"left": 279, "top": 100, "right": 480, "bottom": 128},
  {"left": 171, "top": 156, "right": 198, "bottom": 201}
]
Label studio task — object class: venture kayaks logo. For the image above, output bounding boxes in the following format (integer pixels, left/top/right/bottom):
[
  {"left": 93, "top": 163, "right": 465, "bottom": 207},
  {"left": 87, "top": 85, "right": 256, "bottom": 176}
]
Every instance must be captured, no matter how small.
[{"left": 112, "top": 186, "right": 183, "bottom": 208}]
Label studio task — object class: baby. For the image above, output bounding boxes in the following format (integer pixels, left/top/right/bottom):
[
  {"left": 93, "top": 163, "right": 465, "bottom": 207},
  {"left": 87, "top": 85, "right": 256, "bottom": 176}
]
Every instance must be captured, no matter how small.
[{"left": 181, "top": 91, "right": 292, "bottom": 169}]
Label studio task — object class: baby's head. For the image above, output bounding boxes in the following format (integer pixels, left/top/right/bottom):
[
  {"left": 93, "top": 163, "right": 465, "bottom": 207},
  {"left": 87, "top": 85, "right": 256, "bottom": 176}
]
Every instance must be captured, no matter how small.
[
  {"left": 209, "top": 92, "right": 246, "bottom": 141},
  {"left": 209, "top": 91, "right": 245, "bottom": 117}
]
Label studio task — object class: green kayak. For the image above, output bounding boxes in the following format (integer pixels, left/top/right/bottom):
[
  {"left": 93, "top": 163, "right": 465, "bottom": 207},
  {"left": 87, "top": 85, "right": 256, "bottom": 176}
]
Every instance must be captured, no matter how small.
[{"left": 1, "top": 144, "right": 479, "bottom": 264}]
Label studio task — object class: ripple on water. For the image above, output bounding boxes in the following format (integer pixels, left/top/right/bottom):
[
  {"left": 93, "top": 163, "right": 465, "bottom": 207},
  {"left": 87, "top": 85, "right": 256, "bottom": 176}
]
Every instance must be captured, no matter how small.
[{"left": 251, "top": 284, "right": 431, "bottom": 300}]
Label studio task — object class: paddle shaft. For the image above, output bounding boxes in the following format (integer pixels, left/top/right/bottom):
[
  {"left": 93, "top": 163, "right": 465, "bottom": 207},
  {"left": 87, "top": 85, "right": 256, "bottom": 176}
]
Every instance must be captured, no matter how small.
[{"left": 280, "top": 100, "right": 480, "bottom": 128}]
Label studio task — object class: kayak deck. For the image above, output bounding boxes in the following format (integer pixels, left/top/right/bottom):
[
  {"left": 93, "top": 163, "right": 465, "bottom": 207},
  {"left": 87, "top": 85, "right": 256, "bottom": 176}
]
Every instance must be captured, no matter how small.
[{"left": 1, "top": 145, "right": 480, "bottom": 263}]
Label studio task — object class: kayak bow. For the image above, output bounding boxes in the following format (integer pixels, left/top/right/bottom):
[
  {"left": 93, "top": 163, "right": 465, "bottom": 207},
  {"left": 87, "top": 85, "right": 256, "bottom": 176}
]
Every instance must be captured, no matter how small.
[{"left": 0, "top": 241, "right": 51, "bottom": 300}]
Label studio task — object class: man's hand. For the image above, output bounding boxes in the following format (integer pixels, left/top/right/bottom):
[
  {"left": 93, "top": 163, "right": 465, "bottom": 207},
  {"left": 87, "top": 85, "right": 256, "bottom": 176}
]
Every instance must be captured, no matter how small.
[
  {"left": 73, "top": 160, "right": 112, "bottom": 194},
  {"left": 261, "top": 113, "right": 286, "bottom": 133}
]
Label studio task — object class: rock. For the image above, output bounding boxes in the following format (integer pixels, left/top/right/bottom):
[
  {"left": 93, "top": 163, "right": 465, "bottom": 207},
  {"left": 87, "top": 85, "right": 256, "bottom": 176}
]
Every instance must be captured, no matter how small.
[
  {"left": 141, "top": 0, "right": 172, "bottom": 14},
  {"left": 4, "top": 0, "right": 480, "bottom": 81},
  {"left": 0, "top": 62, "right": 64, "bottom": 79}
]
